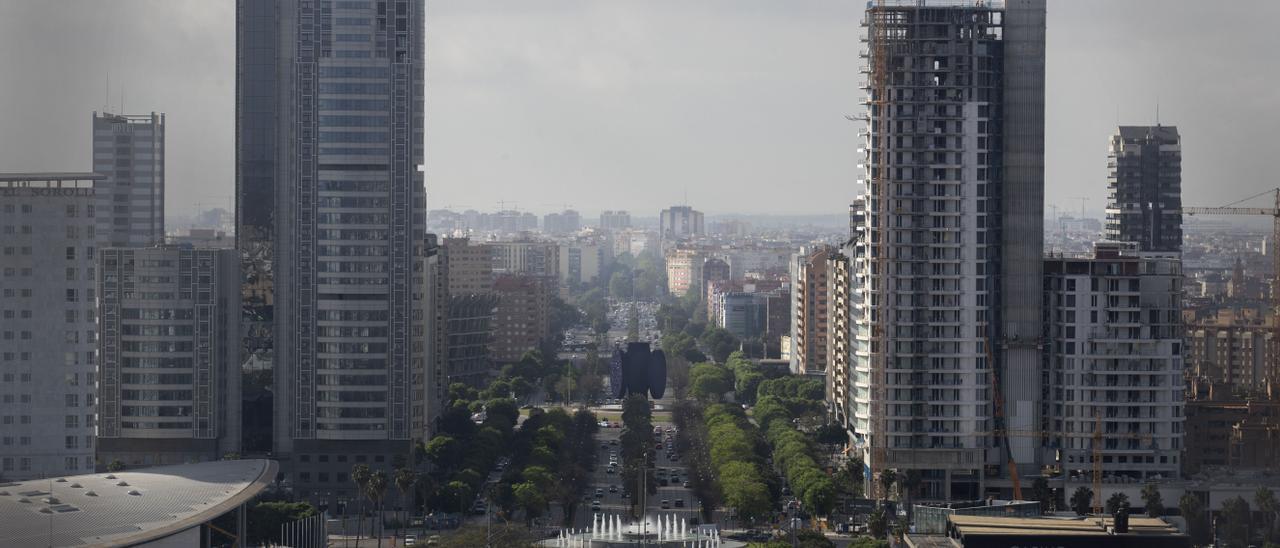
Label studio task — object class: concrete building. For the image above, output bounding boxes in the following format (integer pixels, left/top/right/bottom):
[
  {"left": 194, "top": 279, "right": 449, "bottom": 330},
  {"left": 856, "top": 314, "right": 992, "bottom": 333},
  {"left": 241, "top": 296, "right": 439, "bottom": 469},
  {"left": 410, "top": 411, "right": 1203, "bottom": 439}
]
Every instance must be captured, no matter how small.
[
  {"left": 850, "top": 0, "right": 1046, "bottom": 499},
  {"left": 659, "top": 205, "right": 704, "bottom": 247},
  {"left": 93, "top": 112, "right": 165, "bottom": 248},
  {"left": 422, "top": 235, "right": 445, "bottom": 438},
  {"left": 559, "top": 240, "right": 608, "bottom": 288},
  {"left": 1184, "top": 380, "right": 1280, "bottom": 474},
  {"left": 1043, "top": 244, "right": 1185, "bottom": 481},
  {"left": 488, "top": 238, "right": 561, "bottom": 280},
  {"left": 664, "top": 247, "right": 704, "bottom": 296},
  {"left": 442, "top": 237, "right": 494, "bottom": 296},
  {"left": 0, "top": 173, "right": 102, "bottom": 479},
  {"left": 1185, "top": 309, "right": 1278, "bottom": 393},
  {"left": 490, "top": 275, "right": 552, "bottom": 363},
  {"left": 96, "top": 247, "right": 241, "bottom": 468},
  {"left": 542, "top": 209, "right": 581, "bottom": 235},
  {"left": 1105, "top": 126, "right": 1182, "bottom": 253},
  {"left": 236, "top": 0, "right": 426, "bottom": 507},
  {"left": 444, "top": 294, "right": 499, "bottom": 386},
  {"left": 599, "top": 210, "right": 631, "bottom": 230},
  {"left": 790, "top": 246, "right": 834, "bottom": 377}
]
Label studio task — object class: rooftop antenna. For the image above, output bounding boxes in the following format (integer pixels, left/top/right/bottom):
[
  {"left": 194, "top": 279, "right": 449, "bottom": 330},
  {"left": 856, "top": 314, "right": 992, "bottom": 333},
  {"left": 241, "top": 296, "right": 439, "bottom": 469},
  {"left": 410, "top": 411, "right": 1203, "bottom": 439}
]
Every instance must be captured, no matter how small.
[{"left": 1155, "top": 98, "right": 1160, "bottom": 126}]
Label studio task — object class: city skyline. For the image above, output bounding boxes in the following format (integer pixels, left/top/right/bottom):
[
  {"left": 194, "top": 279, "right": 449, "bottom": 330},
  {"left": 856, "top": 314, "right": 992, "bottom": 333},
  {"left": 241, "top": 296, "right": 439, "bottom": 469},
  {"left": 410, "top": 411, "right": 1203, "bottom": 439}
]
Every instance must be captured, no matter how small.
[{"left": 1, "top": 1, "right": 1278, "bottom": 217}]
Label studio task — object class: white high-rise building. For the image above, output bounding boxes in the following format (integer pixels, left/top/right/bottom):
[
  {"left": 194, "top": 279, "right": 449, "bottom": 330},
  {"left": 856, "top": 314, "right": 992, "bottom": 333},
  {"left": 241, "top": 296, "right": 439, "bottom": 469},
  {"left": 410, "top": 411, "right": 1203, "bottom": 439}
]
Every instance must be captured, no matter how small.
[
  {"left": 0, "top": 173, "right": 102, "bottom": 478},
  {"left": 92, "top": 112, "right": 165, "bottom": 247},
  {"left": 1043, "top": 244, "right": 1185, "bottom": 480}
]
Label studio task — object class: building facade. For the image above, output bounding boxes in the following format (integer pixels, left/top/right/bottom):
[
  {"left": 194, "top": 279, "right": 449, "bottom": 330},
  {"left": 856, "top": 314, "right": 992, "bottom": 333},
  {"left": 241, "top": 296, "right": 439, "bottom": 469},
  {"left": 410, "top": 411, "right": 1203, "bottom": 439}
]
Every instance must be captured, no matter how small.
[
  {"left": 542, "top": 209, "right": 581, "bottom": 235},
  {"left": 490, "top": 275, "right": 551, "bottom": 364},
  {"left": 664, "top": 247, "right": 704, "bottom": 296},
  {"left": 442, "top": 237, "right": 494, "bottom": 297},
  {"left": 1105, "top": 126, "right": 1182, "bottom": 253},
  {"left": 93, "top": 112, "right": 165, "bottom": 248},
  {"left": 850, "top": 0, "right": 1046, "bottom": 499},
  {"left": 236, "top": 0, "right": 427, "bottom": 506},
  {"left": 487, "top": 239, "right": 561, "bottom": 280},
  {"left": 659, "top": 206, "right": 704, "bottom": 247},
  {"left": 1185, "top": 309, "right": 1278, "bottom": 393},
  {"left": 599, "top": 210, "right": 631, "bottom": 230},
  {"left": 0, "top": 173, "right": 101, "bottom": 478},
  {"left": 1043, "top": 245, "right": 1185, "bottom": 481},
  {"left": 790, "top": 246, "right": 834, "bottom": 377},
  {"left": 96, "top": 247, "right": 241, "bottom": 467}
]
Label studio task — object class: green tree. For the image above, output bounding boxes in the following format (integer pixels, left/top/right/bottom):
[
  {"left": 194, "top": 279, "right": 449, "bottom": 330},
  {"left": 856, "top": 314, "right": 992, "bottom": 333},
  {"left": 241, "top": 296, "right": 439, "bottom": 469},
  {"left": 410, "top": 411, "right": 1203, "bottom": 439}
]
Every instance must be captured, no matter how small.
[
  {"left": 513, "top": 481, "right": 548, "bottom": 525},
  {"left": 878, "top": 469, "right": 896, "bottom": 501},
  {"left": 393, "top": 468, "right": 417, "bottom": 541},
  {"left": 1031, "top": 477, "right": 1051, "bottom": 513},
  {"left": 1070, "top": 486, "right": 1093, "bottom": 516},
  {"left": 365, "top": 470, "right": 389, "bottom": 547},
  {"left": 1105, "top": 492, "right": 1130, "bottom": 515},
  {"left": 1220, "top": 496, "right": 1251, "bottom": 548},
  {"left": 1179, "top": 493, "right": 1209, "bottom": 545},
  {"left": 699, "top": 326, "right": 741, "bottom": 364},
  {"left": 834, "top": 457, "right": 866, "bottom": 499},
  {"left": 1141, "top": 483, "right": 1164, "bottom": 517},
  {"left": 1257, "top": 486, "right": 1279, "bottom": 544},
  {"left": 424, "top": 435, "right": 463, "bottom": 472},
  {"left": 351, "top": 464, "right": 373, "bottom": 539},
  {"left": 246, "top": 501, "right": 317, "bottom": 546},
  {"left": 106, "top": 459, "right": 125, "bottom": 472},
  {"left": 867, "top": 505, "right": 888, "bottom": 539}
]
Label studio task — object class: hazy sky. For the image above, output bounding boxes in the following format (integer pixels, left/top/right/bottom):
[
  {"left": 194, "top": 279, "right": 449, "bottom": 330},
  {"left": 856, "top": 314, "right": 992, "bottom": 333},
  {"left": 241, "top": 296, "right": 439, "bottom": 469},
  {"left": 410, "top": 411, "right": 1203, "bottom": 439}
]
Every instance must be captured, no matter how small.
[{"left": 1, "top": 1, "right": 1277, "bottom": 218}]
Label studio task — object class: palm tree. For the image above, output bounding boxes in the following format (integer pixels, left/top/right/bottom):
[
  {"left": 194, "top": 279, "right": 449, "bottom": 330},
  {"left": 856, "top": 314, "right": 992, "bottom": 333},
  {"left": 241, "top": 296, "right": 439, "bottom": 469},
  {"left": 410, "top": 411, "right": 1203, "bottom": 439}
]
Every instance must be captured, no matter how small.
[
  {"left": 366, "top": 470, "right": 390, "bottom": 548},
  {"left": 351, "top": 464, "right": 372, "bottom": 540},
  {"left": 879, "top": 469, "right": 897, "bottom": 502},
  {"left": 394, "top": 468, "right": 418, "bottom": 542}
]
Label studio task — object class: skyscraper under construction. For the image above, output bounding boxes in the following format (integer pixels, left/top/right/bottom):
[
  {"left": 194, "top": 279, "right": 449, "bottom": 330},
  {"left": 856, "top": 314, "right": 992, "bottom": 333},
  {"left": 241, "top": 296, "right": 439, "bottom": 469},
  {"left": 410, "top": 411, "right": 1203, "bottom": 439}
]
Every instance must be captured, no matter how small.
[{"left": 845, "top": 0, "right": 1046, "bottom": 500}]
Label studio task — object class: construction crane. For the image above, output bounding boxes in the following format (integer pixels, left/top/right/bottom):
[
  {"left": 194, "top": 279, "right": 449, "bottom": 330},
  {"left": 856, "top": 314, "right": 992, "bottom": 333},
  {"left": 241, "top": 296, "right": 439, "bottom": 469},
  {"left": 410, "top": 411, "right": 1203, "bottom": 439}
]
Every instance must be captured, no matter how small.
[
  {"left": 978, "top": 421, "right": 1152, "bottom": 514},
  {"left": 1182, "top": 188, "right": 1280, "bottom": 311},
  {"left": 866, "top": 0, "right": 893, "bottom": 501}
]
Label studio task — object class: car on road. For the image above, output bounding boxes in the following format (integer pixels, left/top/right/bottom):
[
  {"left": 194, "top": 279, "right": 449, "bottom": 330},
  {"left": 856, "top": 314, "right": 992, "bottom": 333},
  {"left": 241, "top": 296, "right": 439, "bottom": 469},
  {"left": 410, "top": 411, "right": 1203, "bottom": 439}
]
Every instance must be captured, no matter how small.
[
  {"left": 404, "top": 534, "right": 417, "bottom": 546},
  {"left": 674, "top": 500, "right": 684, "bottom": 508},
  {"left": 606, "top": 467, "right": 616, "bottom": 474},
  {"left": 609, "top": 485, "right": 618, "bottom": 493},
  {"left": 609, "top": 439, "right": 618, "bottom": 445},
  {"left": 595, "top": 488, "right": 604, "bottom": 497},
  {"left": 592, "top": 500, "right": 602, "bottom": 511},
  {"left": 660, "top": 500, "right": 670, "bottom": 509},
  {"left": 683, "top": 481, "right": 690, "bottom": 488}
]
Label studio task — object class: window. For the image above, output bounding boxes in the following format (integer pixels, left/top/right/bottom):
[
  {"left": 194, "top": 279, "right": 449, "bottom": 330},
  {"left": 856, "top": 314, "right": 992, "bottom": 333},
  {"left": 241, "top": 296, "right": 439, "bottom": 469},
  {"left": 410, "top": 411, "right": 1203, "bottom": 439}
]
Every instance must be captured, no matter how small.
[
  {"left": 66, "top": 246, "right": 76, "bottom": 260},
  {"left": 66, "top": 415, "right": 79, "bottom": 428},
  {"left": 65, "top": 436, "right": 78, "bottom": 449},
  {"left": 66, "top": 204, "right": 77, "bottom": 217},
  {"left": 65, "top": 394, "right": 79, "bottom": 407}
]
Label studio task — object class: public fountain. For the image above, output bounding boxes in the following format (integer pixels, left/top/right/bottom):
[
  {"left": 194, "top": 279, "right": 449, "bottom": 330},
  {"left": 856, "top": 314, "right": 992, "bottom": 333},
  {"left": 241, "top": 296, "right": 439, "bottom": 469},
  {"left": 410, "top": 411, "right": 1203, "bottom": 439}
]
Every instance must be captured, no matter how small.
[{"left": 546, "top": 513, "right": 732, "bottom": 547}]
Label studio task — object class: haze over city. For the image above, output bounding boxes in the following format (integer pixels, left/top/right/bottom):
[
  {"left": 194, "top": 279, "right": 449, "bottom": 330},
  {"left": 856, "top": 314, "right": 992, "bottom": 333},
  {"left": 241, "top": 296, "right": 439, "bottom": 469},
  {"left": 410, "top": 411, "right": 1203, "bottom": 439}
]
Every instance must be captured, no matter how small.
[{"left": 1, "top": 1, "right": 1278, "bottom": 218}]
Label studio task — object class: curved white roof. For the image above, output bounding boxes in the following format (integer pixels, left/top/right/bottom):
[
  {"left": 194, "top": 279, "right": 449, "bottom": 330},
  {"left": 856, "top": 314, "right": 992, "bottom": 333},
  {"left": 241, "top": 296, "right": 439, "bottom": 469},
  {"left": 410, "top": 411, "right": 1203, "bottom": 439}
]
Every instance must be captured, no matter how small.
[{"left": 0, "top": 459, "right": 277, "bottom": 547}]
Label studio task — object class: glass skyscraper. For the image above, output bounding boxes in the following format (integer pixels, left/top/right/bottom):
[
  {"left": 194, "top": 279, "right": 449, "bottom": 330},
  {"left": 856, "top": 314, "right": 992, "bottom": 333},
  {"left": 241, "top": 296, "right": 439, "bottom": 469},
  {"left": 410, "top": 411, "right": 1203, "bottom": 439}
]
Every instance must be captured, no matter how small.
[{"left": 236, "top": 0, "right": 425, "bottom": 505}]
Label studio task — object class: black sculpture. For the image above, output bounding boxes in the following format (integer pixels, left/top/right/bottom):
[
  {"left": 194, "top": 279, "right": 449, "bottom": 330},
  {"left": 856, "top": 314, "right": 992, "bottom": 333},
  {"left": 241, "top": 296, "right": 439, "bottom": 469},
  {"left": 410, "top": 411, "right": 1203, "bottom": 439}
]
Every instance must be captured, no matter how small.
[{"left": 610, "top": 342, "right": 667, "bottom": 399}]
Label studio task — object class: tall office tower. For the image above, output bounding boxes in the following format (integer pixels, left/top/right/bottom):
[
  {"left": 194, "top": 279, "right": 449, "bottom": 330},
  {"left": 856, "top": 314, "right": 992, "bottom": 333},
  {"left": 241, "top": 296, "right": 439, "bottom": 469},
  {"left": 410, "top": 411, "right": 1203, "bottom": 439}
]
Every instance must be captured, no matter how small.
[
  {"left": 851, "top": 0, "right": 1045, "bottom": 499},
  {"left": 236, "top": 0, "right": 426, "bottom": 506},
  {"left": 790, "top": 245, "right": 836, "bottom": 378},
  {"left": 659, "top": 205, "right": 704, "bottom": 248},
  {"left": 599, "top": 210, "right": 631, "bottom": 230},
  {"left": 1105, "top": 126, "right": 1182, "bottom": 253},
  {"left": 1043, "top": 244, "right": 1185, "bottom": 480},
  {"left": 92, "top": 112, "right": 165, "bottom": 247},
  {"left": 96, "top": 247, "right": 241, "bottom": 467},
  {"left": 0, "top": 173, "right": 102, "bottom": 478}
]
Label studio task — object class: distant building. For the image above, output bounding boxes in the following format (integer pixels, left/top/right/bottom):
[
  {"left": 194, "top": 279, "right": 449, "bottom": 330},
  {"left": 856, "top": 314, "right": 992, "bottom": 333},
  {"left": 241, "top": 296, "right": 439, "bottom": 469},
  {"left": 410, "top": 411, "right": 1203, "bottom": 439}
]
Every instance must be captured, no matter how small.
[
  {"left": 701, "top": 257, "right": 730, "bottom": 287},
  {"left": 445, "top": 294, "right": 499, "bottom": 386},
  {"left": 559, "top": 240, "right": 609, "bottom": 287},
  {"left": 659, "top": 206, "right": 703, "bottom": 247},
  {"left": 789, "top": 246, "right": 835, "bottom": 377},
  {"left": 1105, "top": 125, "right": 1182, "bottom": 253},
  {"left": 442, "top": 237, "right": 494, "bottom": 296},
  {"left": 1043, "top": 244, "right": 1185, "bottom": 481},
  {"left": 490, "top": 275, "right": 552, "bottom": 363},
  {"left": 96, "top": 247, "right": 241, "bottom": 467},
  {"left": 664, "top": 248, "right": 704, "bottom": 296},
  {"left": 542, "top": 209, "right": 581, "bottom": 235},
  {"left": 488, "top": 239, "right": 561, "bottom": 281},
  {"left": 422, "top": 235, "right": 446, "bottom": 437},
  {"left": 0, "top": 173, "right": 102, "bottom": 478},
  {"left": 599, "top": 210, "right": 631, "bottom": 230},
  {"left": 167, "top": 228, "right": 233, "bottom": 249},
  {"left": 1186, "top": 309, "right": 1279, "bottom": 392},
  {"left": 1184, "top": 380, "right": 1280, "bottom": 474},
  {"left": 93, "top": 112, "right": 165, "bottom": 247}
]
